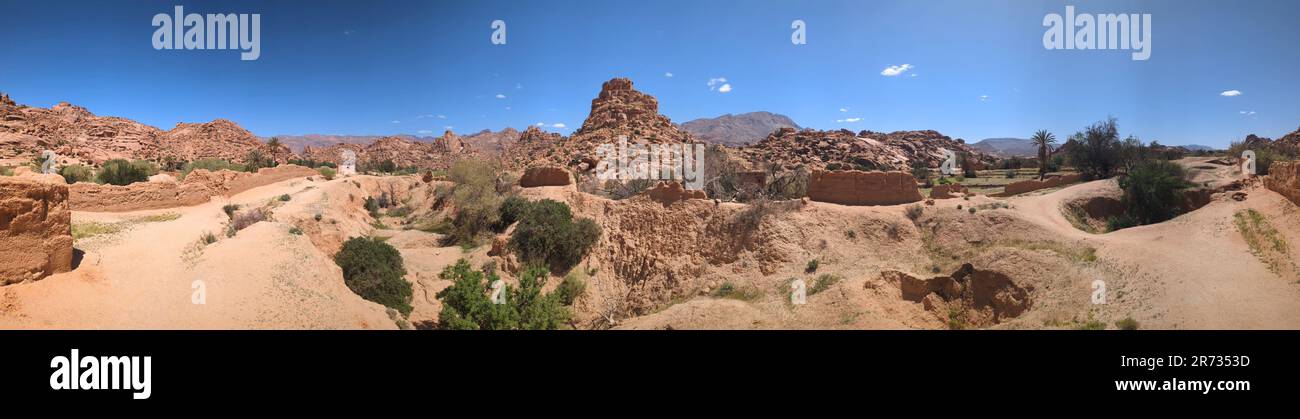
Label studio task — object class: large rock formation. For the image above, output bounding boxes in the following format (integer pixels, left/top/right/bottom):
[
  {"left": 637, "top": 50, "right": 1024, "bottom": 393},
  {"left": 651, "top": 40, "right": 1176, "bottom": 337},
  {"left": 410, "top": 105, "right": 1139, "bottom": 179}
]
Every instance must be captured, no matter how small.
[
  {"left": 544, "top": 78, "right": 694, "bottom": 171},
  {"left": 0, "top": 173, "right": 73, "bottom": 284},
  {"left": 739, "top": 127, "right": 992, "bottom": 172},
  {"left": 502, "top": 126, "right": 564, "bottom": 169},
  {"left": 805, "top": 170, "right": 923, "bottom": 206},
  {"left": 519, "top": 166, "right": 573, "bottom": 187},
  {"left": 157, "top": 119, "right": 291, "bottom": 165},
  {"left": 0, "top": 95, "right": 164, "bottom": 165}
]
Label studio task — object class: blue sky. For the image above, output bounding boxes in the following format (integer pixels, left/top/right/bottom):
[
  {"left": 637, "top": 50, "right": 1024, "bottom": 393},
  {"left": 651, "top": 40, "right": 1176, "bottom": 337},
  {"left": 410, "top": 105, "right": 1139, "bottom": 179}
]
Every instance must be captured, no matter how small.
[{"left": 0, "top": 0, "right": 1297, "bottom": 147}]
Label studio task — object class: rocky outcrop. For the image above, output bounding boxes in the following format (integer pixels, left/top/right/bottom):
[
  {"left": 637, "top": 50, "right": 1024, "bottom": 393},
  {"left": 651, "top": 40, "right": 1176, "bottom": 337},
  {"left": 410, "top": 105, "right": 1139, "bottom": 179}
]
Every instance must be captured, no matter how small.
[
  {"left": 0, "top": 174, "right": 73, "bottom": 284},
  {"left": 739, "top": 127, "right": 993, "bottom": 172},
  {"left": 994, "top": 173, "right": 1083, "bottom": 197},
  {"left": 805, "top": 170, "right": 923, "bottom": 206},
  {"left": 879, "top": 263, "right": 1032, "bottom": 327},
  {"left": 156, "top": 119, "right": 290, "bottom": 165},
  {"left": 502, "top": 126, "right": 564, "bottom": 169},
  {"left": 0, "top": 94, "right": 164, "bottom": 165},
  {"left": 641, "top": 181, "right": 707, "bottom": 207},
  {"left": 69, "top": 165, "right": 318, "bottom": 212},
  {"left": 519, "top": 166, "right": 572, "bottom": 187},
  {"left": 1264, "top": 161, "right": 1300, "bottom": 207}
]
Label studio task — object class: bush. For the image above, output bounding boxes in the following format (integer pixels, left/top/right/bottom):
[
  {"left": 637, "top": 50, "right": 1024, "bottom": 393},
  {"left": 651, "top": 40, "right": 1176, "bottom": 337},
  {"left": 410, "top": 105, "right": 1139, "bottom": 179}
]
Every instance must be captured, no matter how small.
[
  {"left": 244, "top": 150, "right": 276, "bottom": 170},
  {"left": 335, "top": 237, "right": 413, "bottom": 316},
  {"left": 180, "top": 159, "right": 245, "bottom": 179},
  {"left": 509, "top": 199, "right": 601, "bottom": 274},
  {"left": 96, "top": 159, "right": 156, "bottom": 185},
  {"left": 808, "top": 274, "right": 841, "bottom": 296},
  {"left": 58, "top": 164, "right": 94, "bottom": 184},
  {"left": 278, "top": 194, "right": 291, "bottom": 202},
  {"left": 446, "top": 160, "right": 503, "bottom": 245},
  {"left": 1115, "top": 317, "right": 1140, "bottom": 330},
  {"left": 556, "top": 273, "right": 586, "bottom": 305},
  {"left": 1119, "top": 159, "right": 1189, "bottom": 225},
  {"left": 905, "top": 204, "right": 924, "bottom": 222},
  {"left": 1106, "top": 214, "right": 1138, "bottom": 232},
  {"left": 805, "top": 259, "right": 820, "bottom": 274},
  {"left": 0, "top": 166, "right": 11, "bottom": 176},
  {"left": 318, "top": 167, "right": 336, "bottom": 180},
  {"left": 222, "top": 204, "right": 241, "bottom": 219},
  {"left": 435, "top": 260, "right": 571, "bottom": 330},
  {"left": 495, "top": 195, "right": 531, "bottom": 231}
]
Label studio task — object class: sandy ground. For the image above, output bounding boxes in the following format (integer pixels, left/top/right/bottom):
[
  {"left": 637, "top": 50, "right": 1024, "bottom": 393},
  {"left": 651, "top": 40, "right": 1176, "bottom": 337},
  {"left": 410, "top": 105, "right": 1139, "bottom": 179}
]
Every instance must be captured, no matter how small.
[
  {"left": 0, "top": 176, "right": 396, "bottom": 329},
  {"left": 5, "top": 157, "right": 1300, "bottom": 330}
]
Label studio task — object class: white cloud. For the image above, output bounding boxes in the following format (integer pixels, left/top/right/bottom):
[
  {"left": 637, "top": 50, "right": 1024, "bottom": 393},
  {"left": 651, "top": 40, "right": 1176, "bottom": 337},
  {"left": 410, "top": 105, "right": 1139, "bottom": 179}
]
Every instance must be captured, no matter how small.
[
  {"left": 390, "top": 120, "right": 401, "bottom": 124},
  {"left": 707, "top": 77, "right": 728, "bottom": 90},
  {"left": 416, "top": 114, "right": 434, "bottom": 119},
  {"left": 551, "top": 123, "right": 567, "bottom": 128},
  {"left": 717, "top": 83, "right": 732, "bottom": 93},
  {"left": 444, "top": 126, "right": 454, "bottom": 130},
  {"left": 437, "top": 114, "right": 446, "bottom": 119},
  {"left": 1220, "top": 90, "right": 1242, "bottom": 97},
  {"left": 343, "top": 29, "right": 355, "bottom": 35},
  {"left": 839, "top": 107, "right": 848, "bottom": 112},
  {"left": 536, "top": 122, "right": 545, "bottom": 126},
  {"left": 515, "top": 83, "right": 523, "bottom": 89},
  {"left": 505, "top": 106, "right": 511, "bottom": 110},
  {"left": 880, "top": 64, "right": 913, "bottom": 77},
  {"left": 836, "top": 117, "right": 863, "bottom": 123},
  {"left": 495, "top": 94, "right": 507, "bottom": 99},
  {"left": 417, "top": 130, "right": 433, "bottom": 135},
  {"left": 664, "top": 72, "right": 674, "bottom": 78},
  {"left": 979, "top": 95, "right": 989, "bottom": 102},
  {"left": 1240, "top": 110, "right": 1257, "bottom": 115}
]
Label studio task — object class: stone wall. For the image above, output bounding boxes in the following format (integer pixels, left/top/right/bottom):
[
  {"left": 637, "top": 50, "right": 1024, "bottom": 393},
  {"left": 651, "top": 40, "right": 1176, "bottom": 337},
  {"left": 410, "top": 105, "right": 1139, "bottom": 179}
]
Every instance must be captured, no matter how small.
[
  {"left": 805, "top": 170, "right": 923, "bottom": 206},
  {"left": 930, "top": 183, "right": 968, "bottom": 199},
  {"left": 69, "top": 164, "right": 319, "bottom": 212},
  {"left": 519, "top": 166, "right": 572, "bottom": 187},
  {"left": 1265, "top": 161, "right": 1300, "bottom": 207},
  {"left": 994, "top": 173, "right": 1083, "bottom": 197},
  {"left": 1, "top": 173, "right": 73, "bottom": 284}
]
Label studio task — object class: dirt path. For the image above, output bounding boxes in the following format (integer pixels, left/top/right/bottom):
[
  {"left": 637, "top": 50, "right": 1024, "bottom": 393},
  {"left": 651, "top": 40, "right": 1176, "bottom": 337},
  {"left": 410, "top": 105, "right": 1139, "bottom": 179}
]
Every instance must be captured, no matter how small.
[{"left": 0, "top": 176, "right": 395, "bottom": 329}]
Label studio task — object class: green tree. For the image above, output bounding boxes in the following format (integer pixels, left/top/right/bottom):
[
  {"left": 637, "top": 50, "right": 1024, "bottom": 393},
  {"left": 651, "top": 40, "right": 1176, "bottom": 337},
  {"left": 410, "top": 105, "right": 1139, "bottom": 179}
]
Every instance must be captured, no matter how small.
[
  {"left": 509, "top": 199, "right": 601, "bottom": 274},
  {"left": 1120, "top": 159, "right": 1190, "bottom": 225},
  {"left": 1031, "top": 129, "right": 1057, "bottom": 180},
  {"left": 434, "top": 260, "right": 572, "bottom": 330},
  {"left": 1066, "top": 117, "right": 1122, "bottom": 180}
]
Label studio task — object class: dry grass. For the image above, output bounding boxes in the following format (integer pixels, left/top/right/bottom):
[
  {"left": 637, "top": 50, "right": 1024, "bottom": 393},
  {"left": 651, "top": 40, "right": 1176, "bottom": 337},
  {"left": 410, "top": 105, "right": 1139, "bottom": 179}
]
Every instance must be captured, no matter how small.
[{"left": 1234, "top": 209, "right": 1298, "bottom": 279}]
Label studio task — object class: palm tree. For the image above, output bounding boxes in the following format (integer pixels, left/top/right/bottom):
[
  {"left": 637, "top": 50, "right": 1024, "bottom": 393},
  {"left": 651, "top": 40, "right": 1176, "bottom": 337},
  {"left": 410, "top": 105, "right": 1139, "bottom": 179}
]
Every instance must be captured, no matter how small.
[{"left": 1031, "top": 130, "right": 1057, "bottom": 180}]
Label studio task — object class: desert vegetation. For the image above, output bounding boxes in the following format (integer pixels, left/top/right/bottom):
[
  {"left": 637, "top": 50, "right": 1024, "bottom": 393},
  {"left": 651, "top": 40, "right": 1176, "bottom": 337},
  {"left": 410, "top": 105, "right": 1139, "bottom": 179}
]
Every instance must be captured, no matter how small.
[
  {"left": 434, "top": 260, "right": 574, "bottom": 330},
  {"left": 335, "top": 237, "right": 413, "bottom": 316}
]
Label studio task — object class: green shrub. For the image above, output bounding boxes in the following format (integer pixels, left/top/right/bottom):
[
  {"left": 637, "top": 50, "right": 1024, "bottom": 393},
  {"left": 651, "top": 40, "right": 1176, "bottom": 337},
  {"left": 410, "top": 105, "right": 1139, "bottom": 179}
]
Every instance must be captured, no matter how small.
[
  {"left": 495, "top": 195, "right": 531, "bottom": 231},
  {"left": 0, "top": 166, "right": 12, "bottom": 176},
  {"left": 1115, "top": 317, "right": 1140, "bottom": 330},
  {"left": 1106, "top": 214, "right": 1138, "bottom": 232},
  {"left": 556, "top": 273, "right": 586, "bottom": 305},
  {"left": 96, "top": 159, "right": 155, "bottom": 185},
  {"left": 1066, "top": 118, "right": 1122, "bottom": 180},
  {"left": 446, "top": 160, "right": 503, "bottom": 245},
  {"left": 318, "top": 167, "right": 336, "bottom": 180},
  {"left": 181, "top": 159, "right": 245, "bottom": 179},
  {"left": 335, "top": 237, "right": 413, "bottom": 317},
  {"left": 288, "top": 226, "right": 303, "bottom": 235},
  {"left": 278, "top": 194, "right": 291, "bottom": 202},
  {"left": 244, "top": 150, "right": 276, "bottom": 170},
  {"left": 805, "top": 259, "right": 820, "bottom": 274},
  {"left": 509, "top": 199, "right": 601, "bottom": 274},
  {"left": 808, "top": 274, "right": 841, "bottom": 296},
  {"left": 58, "top": 164, "right": 94, "bottom": 184},
  {"left": 1119, "top": 159, "right": 1189, "bottom": 225},
  {"left": 434, "top": 260, "right": 570, "bottom": 330},
  {"left": 905, "top": 204, "right": 924, "bottom": 222}
]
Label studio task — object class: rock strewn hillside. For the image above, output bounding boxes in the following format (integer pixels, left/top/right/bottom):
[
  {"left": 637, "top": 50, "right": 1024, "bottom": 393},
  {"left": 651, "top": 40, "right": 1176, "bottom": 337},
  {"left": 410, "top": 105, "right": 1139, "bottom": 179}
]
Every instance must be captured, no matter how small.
[{"left": 738, "top": 127, "right": 990, "bottom": 172}]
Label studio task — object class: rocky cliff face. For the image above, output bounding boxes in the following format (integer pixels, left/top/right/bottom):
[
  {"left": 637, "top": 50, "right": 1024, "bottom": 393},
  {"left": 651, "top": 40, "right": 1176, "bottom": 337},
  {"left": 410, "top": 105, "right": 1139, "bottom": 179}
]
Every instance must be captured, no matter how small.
[
  {"left": 0, "top": 95, "right": 164, "bottom": 165},
  {"left": 0, "top": 173, "right": 73, "bottom": 285},
  {"left": 543, "top": 78, "right": 694, "bottom": 171},
  {"left": 157, "top": 119, "right": 284, "bottom": 164},
  {"left": 1265, "top": 161, "right": 1300, "bottom": 207}
]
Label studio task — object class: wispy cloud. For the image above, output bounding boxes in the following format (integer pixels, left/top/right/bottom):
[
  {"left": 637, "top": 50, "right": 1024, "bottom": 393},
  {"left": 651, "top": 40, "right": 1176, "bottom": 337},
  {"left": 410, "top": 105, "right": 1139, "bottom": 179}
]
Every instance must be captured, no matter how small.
[
  {"left": 664, "top": 72, "right": 674, "bottom": 78},
  {"left": 495, "top": 93, "right": 507, "bottom": 99},
  {"left": 515, "top": 83, "right": 523, "bottom": 89},
  {"left": 552, "top": 123, "right": 566, "bottom": 128},
  {"left": 1220, "top": 90, "right": 1242, "bottom": 97},
  {"left": 343, "top": 29, "right": 355, "bottom": 35},
  {"left": 390, "top": 120, "right": 401, "bottom": 124},
  {"left": 979, "top": 95, "right": 989, "bottom": 102},
  {"left": 836, "top": 117, "right": 863, "bottom": 123},
  {"left": 839, "top": 107, "right": 849, "bottom": 112},
  {"left": 717, "top": 83, "right": 732, "bottom": 93},
  {"left": 1240, "top": 110, "right": 1257, "bottom": 115},
  {"left": 880, "top": 64, "right": 913, "bottom": 77},
  {"left": 417, "top": 129, "right": 433, "bottom": 135},
  {"left": 707, "top": 77, "right": 727, "bottom": 91}
]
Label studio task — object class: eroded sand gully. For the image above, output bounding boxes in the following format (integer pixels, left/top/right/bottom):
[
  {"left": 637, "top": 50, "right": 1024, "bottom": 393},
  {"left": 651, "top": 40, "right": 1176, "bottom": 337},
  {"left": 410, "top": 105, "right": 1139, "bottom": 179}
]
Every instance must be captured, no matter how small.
[{"left": 4, "top": 158, "right": 1300, "bottom": 329}]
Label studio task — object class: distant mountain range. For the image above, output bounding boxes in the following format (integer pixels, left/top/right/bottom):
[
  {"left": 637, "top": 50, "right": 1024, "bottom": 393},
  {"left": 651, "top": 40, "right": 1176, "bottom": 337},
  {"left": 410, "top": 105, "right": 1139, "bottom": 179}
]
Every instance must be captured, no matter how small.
[
  {"left": 970, "top": 138, "right": 1037, "bottom": 157},
  {"left": 679, "top": 111, "right": 800, "bottom": 146},
  {"left": 265, "top": 128, "right": 522, "bottom": 154}
]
